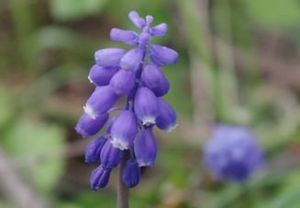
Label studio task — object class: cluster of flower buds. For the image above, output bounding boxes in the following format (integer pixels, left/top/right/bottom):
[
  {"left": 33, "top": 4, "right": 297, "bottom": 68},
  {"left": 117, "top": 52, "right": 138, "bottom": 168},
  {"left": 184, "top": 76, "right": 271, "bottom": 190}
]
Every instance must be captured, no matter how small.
[
  {"left": 75, "top": 11, "right": 178, "bottom": 190},
  {"left": 203, "top": 124, "right": 264, "bottom": 182}
]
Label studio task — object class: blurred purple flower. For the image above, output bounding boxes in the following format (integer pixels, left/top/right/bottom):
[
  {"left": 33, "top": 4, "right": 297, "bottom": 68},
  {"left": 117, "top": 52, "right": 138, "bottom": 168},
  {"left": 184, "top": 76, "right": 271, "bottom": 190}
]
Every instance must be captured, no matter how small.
[
  {"left": 75, "top": 10, "right": 178, "bottom": 190},
  {"left": 203, "top": 124, "right": 264, "bottom": 182}
]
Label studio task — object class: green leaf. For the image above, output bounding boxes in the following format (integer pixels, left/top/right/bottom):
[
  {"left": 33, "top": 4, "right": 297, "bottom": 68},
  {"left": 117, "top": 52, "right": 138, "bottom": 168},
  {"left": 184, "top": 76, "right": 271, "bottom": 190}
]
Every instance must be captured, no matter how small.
[
  {"left": 3, "top": 119, "right": 65, "bottom": 193},
  {"left": 244, "top": 0, "right": 300, "bottom": 27},
  {"left": 50, "top": 0, "right": 108, "bottom": 21}
]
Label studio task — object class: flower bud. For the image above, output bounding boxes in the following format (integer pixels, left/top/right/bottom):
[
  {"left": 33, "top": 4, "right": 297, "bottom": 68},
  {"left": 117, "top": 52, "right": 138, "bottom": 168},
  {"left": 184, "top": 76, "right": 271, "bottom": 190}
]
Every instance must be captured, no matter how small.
[
  {"left": 110, "top": 69, "right": 136, "bottom": 96},
  {"left": 141, "top": 64, "right": 169, "bottom": 97},
  {"left": 85, "top": 136, "right": 106, "bottom": 163},
  {"left": 134, "top": 128, "right": 157, "bottom": 167},
  {"left": 110, "top": 110, "right": 138, "bottom": 150},
  {"left": 122, "top": 159, "right": 140, "bottom": 188},
  {"left": 150, "top": 44, "right": 178, "bottom": 66},
  {"left": 75, "top": 113, "right": 109, "bottom": 137},
  {"left": 100, "top": 140, "right": 122, "bottom": 169},
  {"left": 90, "top": 165, "right": 111, "bottom": 190},
  {"left": 128, "top": 11, "right": 145, "bottom": 29},
  {"left": 95, "top": 48, "right": 126, "bottom": 67},
  {"left": 88, "top": 65, "right": 118, "bottom": 86},
  {"left": 156, "top": 98, "right": 177, "bottom": 132},
  {"left": 151, "top": 23, "right": 167, "bottom": 37},
  {"left": 110, "top": 28, "right": 138, "bottom": 45},
  {"left": 120, "top": 48, "right": 143, "bottom": 71},
  {"left": 134, "top": 87, "right": 159, "bottom": 125},
  {"left": 84, "top": 86, "right": 119, "bottom": 119}
]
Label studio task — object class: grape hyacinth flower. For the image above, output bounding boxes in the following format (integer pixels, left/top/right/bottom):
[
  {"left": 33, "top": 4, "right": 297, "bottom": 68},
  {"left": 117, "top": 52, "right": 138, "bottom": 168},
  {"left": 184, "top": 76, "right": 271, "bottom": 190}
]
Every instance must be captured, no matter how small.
[
  {"left": 75, "top": 11, "right": 178, "bottom": 192},
  {"left": 203, "top": 124, "right": 264, "bottom": 182}
]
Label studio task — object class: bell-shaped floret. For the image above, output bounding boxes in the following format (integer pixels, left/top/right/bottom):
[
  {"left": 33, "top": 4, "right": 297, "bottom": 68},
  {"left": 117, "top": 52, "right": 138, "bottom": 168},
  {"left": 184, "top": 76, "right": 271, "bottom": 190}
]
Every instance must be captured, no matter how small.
[
  {"left": 120, "top": 48, "right": 143, "bottom": 71},
  {"left": 88, "top": 65, "right": 118, "bottom": 86},
  {"left": 156, "top": 98, "right": 177, "bottom": 132},
  {"left": 75, "top": 113, "right": 109, "bottom": 137},
  {"left": 100, "top": 141, "right": 122, "bottom": 169},
  {"left": 134, "top": 128, "right": 157, "bottom": 167},
  {"left": 110, "top": 69, "right": 136, "bottom": 96},
  {"left": 90, "top": 165, "right": 111, "bottom": 190},
  {"left": 85, "top": 136, "right": 107, "bottom": 163},
  {"left": 122, "top": 159, "right": 140, "bottom": 188},
  {"left": 84, "top": 86, "right": 119, "bottom": 119},
  {"left": 141, "top": 64, "right": 169, "bottom": 97},
  {"left": 110, "top": 110, "right": 138, "bottom": 150},
  {"left": 134, "top": 87, "right": 159, "bottom": 125}
]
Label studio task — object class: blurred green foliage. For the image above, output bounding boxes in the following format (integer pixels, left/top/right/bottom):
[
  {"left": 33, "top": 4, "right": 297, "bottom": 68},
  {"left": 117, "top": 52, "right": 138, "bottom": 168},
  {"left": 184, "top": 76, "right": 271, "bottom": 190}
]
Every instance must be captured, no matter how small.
[{"left": 0, "top": 0, "right": 300, "bottom": 207}]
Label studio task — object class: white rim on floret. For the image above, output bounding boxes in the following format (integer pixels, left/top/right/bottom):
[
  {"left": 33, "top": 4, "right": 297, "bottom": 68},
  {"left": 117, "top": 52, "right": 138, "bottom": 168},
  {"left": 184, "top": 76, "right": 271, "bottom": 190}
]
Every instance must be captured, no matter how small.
[
  {"left": 83, "top": 105, "right": 97, "bottom": 120},
  {"left": 110, "top": 137, "right": 129, "bottom": 151},
  {"left": 142, "top": 116, "right": 156, "bottom": 125},
  {"left": 165, "top": 123, "right": 178, "bottom": 133}
]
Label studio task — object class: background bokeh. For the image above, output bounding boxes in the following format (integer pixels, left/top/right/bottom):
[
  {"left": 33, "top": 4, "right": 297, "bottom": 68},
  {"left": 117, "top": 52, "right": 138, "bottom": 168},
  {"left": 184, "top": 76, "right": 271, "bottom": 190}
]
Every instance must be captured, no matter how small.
[{"left": 0, "top": 0, "right": 300, "bottom": 207}]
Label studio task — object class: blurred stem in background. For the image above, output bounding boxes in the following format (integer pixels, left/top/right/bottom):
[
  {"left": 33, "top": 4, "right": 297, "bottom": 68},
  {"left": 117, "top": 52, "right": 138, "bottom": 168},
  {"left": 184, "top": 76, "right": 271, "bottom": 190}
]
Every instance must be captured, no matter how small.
[
  {"left": 178, "top": 0, "right": 216, "bottom": 130},
  {"left": 10, "top": 0, "right": 37, "bottom": 77},
  {"left": 178, "top": 0, "right": 238, "bottom": 126}
]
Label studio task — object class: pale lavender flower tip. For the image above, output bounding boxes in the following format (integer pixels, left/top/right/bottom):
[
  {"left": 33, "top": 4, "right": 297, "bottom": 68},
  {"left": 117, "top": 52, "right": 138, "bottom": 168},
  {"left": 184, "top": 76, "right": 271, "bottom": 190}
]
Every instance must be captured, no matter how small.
[
  {"left": 95, "top": 48, "right": 126, "bottom": 67},
  {"left": 151, "top": 23, "right": 168, "bottom": 37},
  {"left": 110, "top": 28, "right": 138, "bottom": 45},
  {"left": 150, "top": 44, "right": 178, "bottom": 66},
  {"left": 128, "top": 11, "right": 145, "bottom": 29}
]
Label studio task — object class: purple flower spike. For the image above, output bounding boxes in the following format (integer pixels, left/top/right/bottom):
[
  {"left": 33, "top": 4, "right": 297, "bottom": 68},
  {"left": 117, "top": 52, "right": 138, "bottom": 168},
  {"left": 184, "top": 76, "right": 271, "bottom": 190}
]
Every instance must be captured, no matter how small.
[
  {"left": 128, "top": 11, "right": 145, "bottom": 29},
  {"left": 122, "top": 159, "right": 140, "bottom": 188},
  {"left": 203, "top": 124, "right": 264, "bottom": 182},
  {"left": 88, "top": 65, "right": 118, "bottom": 86},
  {"left": 120, "top": 48, "right": 143, "bottom": 71},
  {"left": 90, "top": 165, "right": 111, "bottom": 190},
  {"left": 75, "top": 113, "right": 109, "bottom": 137},
  {"left": 84, "top": 86, "right": 119, "bottom": 119},
  {"left": 134, "top": 128, "right": 157, "bottom": 167},
  {"left": 151, "top": 23, "right": 167, "bottom": 37},
  {"left": 156, "top": 98, "right": 177, "bottom": 132},
  {"left": 141, "top": 64, "right": 170, "bottom": 97},
  {"left": 134, "top": 87, "right": 159, "bottom": 125},
  {"left": 85, "top": 136, "right": 106, "bottom": 163},
  {"left": 110, "top": 110, "right": 138, "bottom": 150},
  {"left": 95, "top": 48, "right": 126, "bottom": 67},
  {"left": 110, "top": 28, "right": 138, "bottom": 45},
  {"left": 100, "top": 140, "right": 122, "bottom": 169},
  {"left": 76, "top": 11, "right": 178, "bottom": 190},
  {"left": 150, "top": 44, "right": 178, "bottom": 66},
  {"left": 110, "top": 69, "right": 136, "bottom": 96}
]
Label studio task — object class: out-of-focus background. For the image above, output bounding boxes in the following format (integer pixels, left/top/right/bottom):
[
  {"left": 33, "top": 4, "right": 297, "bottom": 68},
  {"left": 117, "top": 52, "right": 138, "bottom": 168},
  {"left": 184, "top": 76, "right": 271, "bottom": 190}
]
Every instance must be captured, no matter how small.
[{"left": 0, "top": 0, "right": 300, "bottom": 207}]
